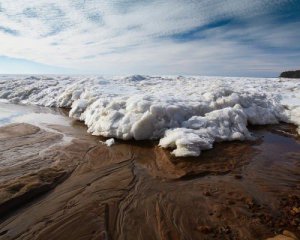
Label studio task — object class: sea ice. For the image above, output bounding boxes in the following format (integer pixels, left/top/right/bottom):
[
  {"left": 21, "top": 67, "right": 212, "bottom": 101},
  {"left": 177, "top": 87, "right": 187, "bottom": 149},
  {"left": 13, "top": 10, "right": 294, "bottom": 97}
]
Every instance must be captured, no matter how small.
[{"left": 0, "top": 75, "right": 299, "bottom": 157}]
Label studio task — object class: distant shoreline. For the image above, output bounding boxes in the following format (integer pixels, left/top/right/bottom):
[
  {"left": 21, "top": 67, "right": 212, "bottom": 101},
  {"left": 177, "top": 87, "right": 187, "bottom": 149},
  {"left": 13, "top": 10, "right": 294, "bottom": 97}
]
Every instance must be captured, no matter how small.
[{"left": 280, "top": 70, "right": 300, "bottom": 78}]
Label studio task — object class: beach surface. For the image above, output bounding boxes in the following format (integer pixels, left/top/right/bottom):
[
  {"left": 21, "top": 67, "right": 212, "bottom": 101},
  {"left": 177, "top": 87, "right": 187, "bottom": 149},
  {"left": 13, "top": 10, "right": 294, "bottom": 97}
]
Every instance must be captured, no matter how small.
[{"left": 0, "top": 102, "right": 299, "bottom": 240}]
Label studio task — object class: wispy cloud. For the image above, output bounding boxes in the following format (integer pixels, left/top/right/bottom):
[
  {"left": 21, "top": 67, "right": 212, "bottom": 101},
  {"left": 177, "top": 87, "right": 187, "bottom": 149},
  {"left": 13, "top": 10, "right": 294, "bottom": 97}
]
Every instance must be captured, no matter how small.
[{"left": 0, "top": 0, "right": 299, "bottom": 76}]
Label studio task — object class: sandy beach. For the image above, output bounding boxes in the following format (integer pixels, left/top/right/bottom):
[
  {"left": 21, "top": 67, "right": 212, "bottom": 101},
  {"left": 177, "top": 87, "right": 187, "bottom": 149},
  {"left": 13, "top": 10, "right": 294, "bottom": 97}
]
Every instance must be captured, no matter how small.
[{"left": 0, "top": 102, "right": 299, "bottom": 240}]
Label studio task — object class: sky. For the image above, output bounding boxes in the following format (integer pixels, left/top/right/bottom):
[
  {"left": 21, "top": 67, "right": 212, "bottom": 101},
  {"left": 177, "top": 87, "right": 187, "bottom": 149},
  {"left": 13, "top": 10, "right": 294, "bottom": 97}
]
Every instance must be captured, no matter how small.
[{"left": 0, "top": 0, "right": 299, "bottom": 77}]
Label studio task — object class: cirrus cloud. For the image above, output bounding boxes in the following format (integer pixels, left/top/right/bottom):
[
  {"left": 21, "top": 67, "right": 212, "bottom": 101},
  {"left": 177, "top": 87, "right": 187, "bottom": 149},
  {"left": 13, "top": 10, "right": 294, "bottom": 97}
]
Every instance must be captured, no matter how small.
[{"left": 0, "top": 0, "right": 299, "bottom": 76}]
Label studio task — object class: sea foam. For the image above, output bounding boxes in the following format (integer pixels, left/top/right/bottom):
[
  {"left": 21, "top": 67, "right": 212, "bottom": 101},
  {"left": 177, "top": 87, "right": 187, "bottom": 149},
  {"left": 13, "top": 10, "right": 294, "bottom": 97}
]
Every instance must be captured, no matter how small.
[{"left": 0, "top": 75, "right": 299, "bottom": 156}]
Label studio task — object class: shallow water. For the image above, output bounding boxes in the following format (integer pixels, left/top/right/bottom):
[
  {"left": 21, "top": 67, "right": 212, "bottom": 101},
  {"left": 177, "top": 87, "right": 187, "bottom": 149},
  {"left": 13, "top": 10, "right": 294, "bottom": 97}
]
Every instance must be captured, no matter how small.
[
  {"left": 0, "top": 103, "right": 299, "bottom": 239},
  {"left": 0, "top": 102, "right": 78, "bottom": 143},
  {"left": 0, "top": 102, "right": 70, "bottom": 128}
]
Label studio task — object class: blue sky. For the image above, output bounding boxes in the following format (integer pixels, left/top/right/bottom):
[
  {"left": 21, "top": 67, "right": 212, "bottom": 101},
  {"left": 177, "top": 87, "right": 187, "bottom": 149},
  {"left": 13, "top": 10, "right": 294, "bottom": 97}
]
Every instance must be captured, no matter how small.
[{"left": 0, "top": 0, "right": 299, "bottom": 77}]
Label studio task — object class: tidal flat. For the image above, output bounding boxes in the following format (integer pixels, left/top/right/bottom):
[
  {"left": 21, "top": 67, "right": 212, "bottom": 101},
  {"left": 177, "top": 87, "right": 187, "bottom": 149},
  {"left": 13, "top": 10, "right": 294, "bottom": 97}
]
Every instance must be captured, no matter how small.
[{"left": 0, "top": 102, "right": 299, "bottom": 240}]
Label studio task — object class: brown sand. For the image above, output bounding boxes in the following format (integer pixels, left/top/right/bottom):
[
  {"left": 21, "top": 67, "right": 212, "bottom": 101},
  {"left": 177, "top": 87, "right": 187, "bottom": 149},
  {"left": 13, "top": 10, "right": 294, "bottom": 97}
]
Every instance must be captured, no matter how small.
[{"left": 0, "top": 122, "right": 299, "bottom": 240}]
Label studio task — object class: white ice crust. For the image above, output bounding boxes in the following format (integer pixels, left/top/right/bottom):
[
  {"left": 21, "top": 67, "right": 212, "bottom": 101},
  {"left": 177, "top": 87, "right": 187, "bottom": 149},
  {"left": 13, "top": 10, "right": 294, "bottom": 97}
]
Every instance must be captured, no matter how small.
[{"left": 0, "top": 75, "right": 299, "bottom": 157}]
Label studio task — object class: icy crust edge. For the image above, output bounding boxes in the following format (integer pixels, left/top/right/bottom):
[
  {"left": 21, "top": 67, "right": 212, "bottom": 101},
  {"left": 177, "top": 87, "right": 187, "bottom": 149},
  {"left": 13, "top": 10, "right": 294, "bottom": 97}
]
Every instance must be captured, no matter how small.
[
  {"left": 0, "top": 76, "right": 299, "bottom": 157},
  {"left": 73, "top": 92, "right": 288, "bottom": 157},
  {"left": 159, "top": 105, "right": 253, "bottom": 157}
]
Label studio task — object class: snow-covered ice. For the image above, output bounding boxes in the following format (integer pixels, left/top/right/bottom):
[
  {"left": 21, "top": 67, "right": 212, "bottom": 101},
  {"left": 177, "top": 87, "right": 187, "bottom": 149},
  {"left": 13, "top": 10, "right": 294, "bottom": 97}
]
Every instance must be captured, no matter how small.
[{"left": 0, "top": 75, "right": 299, "bottom": 157}]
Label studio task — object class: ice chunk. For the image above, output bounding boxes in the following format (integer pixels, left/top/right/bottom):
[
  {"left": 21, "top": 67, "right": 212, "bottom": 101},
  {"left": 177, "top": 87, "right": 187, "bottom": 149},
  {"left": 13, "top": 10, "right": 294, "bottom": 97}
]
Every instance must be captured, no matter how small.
[
  {"left": 159, "top": 106, "right": 252, "bottom": 157},
  {"left": 99, "top": 138, "right": 115, "bottom": 147},
  {"left": 105, "top": 138, "right": 115, "bottom": 147}
]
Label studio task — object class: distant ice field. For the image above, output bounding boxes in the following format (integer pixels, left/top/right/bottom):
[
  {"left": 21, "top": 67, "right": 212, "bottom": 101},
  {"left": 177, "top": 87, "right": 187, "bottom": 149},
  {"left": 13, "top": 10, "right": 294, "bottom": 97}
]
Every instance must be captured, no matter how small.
[{"left": 0, "top": 75, "right": 299, "bottom": 157}]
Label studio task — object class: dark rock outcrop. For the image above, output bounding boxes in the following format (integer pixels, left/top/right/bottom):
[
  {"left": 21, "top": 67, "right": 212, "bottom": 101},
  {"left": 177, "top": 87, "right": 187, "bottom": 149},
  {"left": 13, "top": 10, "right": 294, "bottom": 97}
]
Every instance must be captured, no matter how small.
[{"left": 280, "top": 70, "right": 300, "bottom": 78}]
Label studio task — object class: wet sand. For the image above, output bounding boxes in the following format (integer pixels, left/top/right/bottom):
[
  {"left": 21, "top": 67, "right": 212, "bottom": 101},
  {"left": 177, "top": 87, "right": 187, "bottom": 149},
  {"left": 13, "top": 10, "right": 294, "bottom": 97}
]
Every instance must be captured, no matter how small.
[{"left": 0, "top": 103, "right": 299, "bottom": 240}]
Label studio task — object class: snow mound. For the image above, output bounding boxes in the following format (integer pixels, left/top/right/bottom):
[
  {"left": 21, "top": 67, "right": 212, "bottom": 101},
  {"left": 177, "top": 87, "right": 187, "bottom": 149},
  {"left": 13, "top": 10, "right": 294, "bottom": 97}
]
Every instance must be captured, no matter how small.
[{"left": 0, "top": 75, "right": 299, "bottom": 157}]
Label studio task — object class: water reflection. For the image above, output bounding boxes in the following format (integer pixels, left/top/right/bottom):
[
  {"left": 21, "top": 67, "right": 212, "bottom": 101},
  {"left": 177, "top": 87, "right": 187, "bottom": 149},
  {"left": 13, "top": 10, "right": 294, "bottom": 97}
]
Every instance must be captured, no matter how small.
[{"left": 0, "top": 102, "right": 70, "bottom": 128}]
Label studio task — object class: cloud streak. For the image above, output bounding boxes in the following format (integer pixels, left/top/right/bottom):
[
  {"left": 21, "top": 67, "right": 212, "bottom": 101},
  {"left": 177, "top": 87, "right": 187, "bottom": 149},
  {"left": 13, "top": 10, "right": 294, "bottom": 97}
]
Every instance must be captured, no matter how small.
[{"left": 0, "top": 0, "right": 299, "bottom": 76}]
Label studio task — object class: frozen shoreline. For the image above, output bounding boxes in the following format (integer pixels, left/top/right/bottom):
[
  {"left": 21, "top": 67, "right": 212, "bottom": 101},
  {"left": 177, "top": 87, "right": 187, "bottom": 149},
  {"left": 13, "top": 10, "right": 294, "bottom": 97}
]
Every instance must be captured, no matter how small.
[{"left": 0, "top": 75, "right": 299, "bottom": 156}]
